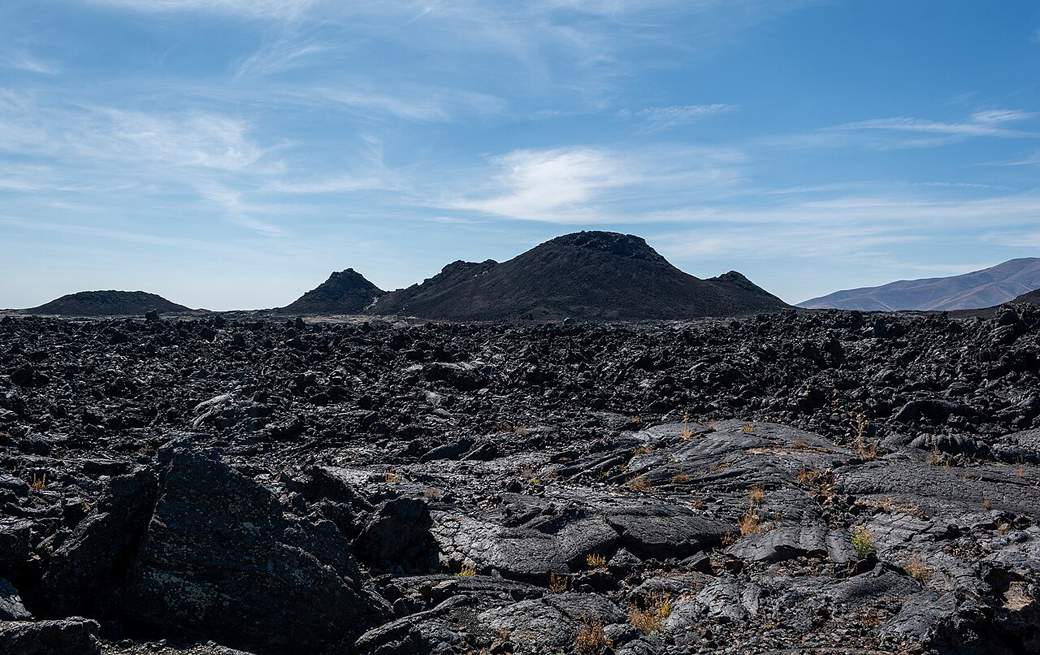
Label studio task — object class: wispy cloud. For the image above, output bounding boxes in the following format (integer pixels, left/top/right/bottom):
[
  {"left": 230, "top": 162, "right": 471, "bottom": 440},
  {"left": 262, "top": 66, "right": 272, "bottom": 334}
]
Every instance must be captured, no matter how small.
[
  {"left": 445, "top": 145, "right": 745, "bottom": 223},
  {"left": 0, "top": 52, "right": 60, "bottom": 75},
  {"left": 620, "top": 103, "right": 737, "bottom": 129},
  {"left": 196, "top": 184, "right": 286, "bottom": 237},
  {"left": 972, "top": 109, "right": 1036, "bottom": 124},
  {"left": 0, "top": 216, "right": 249, "bottom": 254},
  {"left": 829, "top": 109, "right": 1038, "bottom": 148},
  {"left": 85, "top": 0, "right": 319, "bottom": 20},
  {"left": 837, "top": 116, "right": 1028, "bottom": 138},
  {"left": 99, "top": 110, "right": 273, "bottom": 171}
]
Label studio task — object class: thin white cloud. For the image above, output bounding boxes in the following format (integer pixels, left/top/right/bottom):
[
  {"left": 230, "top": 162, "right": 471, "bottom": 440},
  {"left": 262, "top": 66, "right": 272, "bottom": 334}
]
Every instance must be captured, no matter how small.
[
  {"left": 0, "top": 52, "right": 60, "bottom": 75},
  {"left": 622, "top": 103, "right": 737, "bottom": 129},
  {"left": 445, "top": 145, "right": 745, "bottom": 223},
  {"left": 100, "top": 110, "right": 270, "bottom": 171},
  {"left": 836, "top": 116, "right": 1028, "bottom": 138},
  {"left": 197, "top": 184, "right": 286, "bottom": 237},
  {"left": 84, "top": 0, "right": 319, "bottom": 20},
  {"left": 0, "top": 216, "right": 249, "bottom": 253},
  {"left": 972, "top": 109, "right": 1036, "bottom": 124},
  {"left": 771, "top": 109, "right": 1039, "bottom": 151}
]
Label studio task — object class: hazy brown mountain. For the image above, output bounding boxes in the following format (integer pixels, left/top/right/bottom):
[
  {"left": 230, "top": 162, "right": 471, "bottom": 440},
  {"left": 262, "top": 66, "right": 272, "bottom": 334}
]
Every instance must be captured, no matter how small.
[{"left": 799, "top": 258, "right": 1040, "bottom": 311}]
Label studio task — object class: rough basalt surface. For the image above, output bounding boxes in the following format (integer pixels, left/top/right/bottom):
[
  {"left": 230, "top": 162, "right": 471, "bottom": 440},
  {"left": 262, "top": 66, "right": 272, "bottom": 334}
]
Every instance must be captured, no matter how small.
[{"left": 1, "top": 306, "right": 1040, "bottom": 653}]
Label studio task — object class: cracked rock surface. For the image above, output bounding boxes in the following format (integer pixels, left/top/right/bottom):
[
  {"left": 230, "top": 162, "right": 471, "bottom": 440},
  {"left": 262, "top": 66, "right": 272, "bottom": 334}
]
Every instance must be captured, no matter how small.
[{"left": 1, "top": 307, "right": 1040, "bottom": 653}]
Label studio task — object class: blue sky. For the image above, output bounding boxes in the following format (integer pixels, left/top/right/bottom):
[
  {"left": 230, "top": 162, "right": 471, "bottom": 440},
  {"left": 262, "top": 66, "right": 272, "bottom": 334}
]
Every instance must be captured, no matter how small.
[{"left": 1, "top": 0, "right": 1039, "bottom": 310}]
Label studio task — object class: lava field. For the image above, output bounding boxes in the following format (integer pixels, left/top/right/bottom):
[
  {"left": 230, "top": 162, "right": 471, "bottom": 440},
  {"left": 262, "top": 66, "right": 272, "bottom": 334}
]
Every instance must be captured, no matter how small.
[{"left": 2, "top": 307, "right": 1040, "bottom": 654}]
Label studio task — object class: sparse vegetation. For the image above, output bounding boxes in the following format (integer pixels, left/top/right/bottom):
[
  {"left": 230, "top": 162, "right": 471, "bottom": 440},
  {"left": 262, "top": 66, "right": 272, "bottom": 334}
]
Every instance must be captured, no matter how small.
[
  {"left": 749, "top": 484, "right": 765, "bottom": 505},
  {"left": 633, "top": 445, "right": 654, "bottom": 455},
  {"left": 796, "top": 467, "right": 821, "bottom": 485},
  {"left": 851, "top": 525, "right": 874, "bottom": 559},
  {"left": 854, "top": 413, "right": 877, "bottom": 459},
  {"left": 575, "top": 616, "right": 612, "bottom": 654},
  {"left": 738, "top": 507, "right": 762, "bottom": 535},
  {"left": 671, "top": 472, "right": 691, "bottom": 484},
  {"left": 586, "top": 553, "right": 607, "bottom": 568},
  {"left": 904, "top": 556, "right": 932, "bottom": 584},
  {"left": 626, "top": 475, "right": 654, "bottom": 492},
  {"left": 549, "top": 573, "right": 569, "bottom": 593},
  {"left": 741, "top": 424, "right": 754, "bottom": 433},
  {"left": 383, "top": 469, "right": 400, "bottom": 484},
  {"left": 680, "top": 415, "right": 694, "bottom": 440},
  {"left": 456, "top": 564, "right": 476, "bottom": 577},
  {"left": 28, "top": 472, "right": 47, "bottom": 491},
  {"left": 628, "top": 593, "right": 671, "bottom": 635},
  {"left": 926, "top": 443, "right": 941, "bottom": 466}
]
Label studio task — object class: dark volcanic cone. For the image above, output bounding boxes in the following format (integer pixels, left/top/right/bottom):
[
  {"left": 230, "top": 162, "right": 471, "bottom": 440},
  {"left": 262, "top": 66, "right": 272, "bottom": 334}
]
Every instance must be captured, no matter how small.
[
  {"left": 28, "top": 291, "right": 191, "bottom": 316},
  {"left": 280, "top": 269, "right": 384, "bottom": 315},
  {"left": 370, "top": 231, "right": 788, "bottom": 321}
]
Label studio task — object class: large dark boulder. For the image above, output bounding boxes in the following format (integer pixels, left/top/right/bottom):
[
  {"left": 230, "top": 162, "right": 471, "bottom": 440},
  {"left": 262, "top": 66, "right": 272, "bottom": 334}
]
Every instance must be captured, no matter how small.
[
  {"left": 0, "top": 520, "right": 33, "bottom": 585},
  {"left": 121, "top": 450, "right": 387, "bottom": 653},
  {"left": 354, "top": 498, "right": 438, "bottom": 572},
  {"left": 0, "top": 618, "right": 100, "bottom": 655},
  {"left": 42, "top": 470, "right": 158, "bottom": 617}
]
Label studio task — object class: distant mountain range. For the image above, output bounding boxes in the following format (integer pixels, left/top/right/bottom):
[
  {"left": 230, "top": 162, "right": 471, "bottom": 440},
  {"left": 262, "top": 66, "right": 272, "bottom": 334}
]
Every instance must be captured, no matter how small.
[
  {"left": 799, "top": 258, "right": 1040, "bottom": 311},
  {"left": 22, "top": 238, "right": 1039, "bottom": 321}
]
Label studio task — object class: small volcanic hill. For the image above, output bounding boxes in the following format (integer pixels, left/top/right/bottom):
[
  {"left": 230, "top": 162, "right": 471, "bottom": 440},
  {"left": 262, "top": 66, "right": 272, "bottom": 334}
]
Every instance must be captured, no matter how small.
[
  {"left": 280, "top": 268, "right": 384, "bottom": 314},
  {"left": 28, "top": 291, "right": 190, "bottom": 316},
  {"left": 800, "top": 258, "right": 1040, "bottom": 311},
  {"left": 370, "top": 231, "right": 788, "bottom": 321}
]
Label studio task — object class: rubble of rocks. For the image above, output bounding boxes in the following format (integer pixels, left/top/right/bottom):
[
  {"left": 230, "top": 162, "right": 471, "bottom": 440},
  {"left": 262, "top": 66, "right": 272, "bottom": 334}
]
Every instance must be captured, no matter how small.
[{"left": 1, "top": 305, "right": 1039, "bottom": 653}]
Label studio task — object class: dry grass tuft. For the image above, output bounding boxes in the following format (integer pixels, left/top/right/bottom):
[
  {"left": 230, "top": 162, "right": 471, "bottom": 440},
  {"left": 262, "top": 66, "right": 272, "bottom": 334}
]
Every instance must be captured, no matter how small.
[
  {"left": 854, "top": 413, "right": 878, "bottom": 459},
  {"left": 904, "top": 556, "right": 932, "bottom": 584},
  {"left": 671, "top": 472, "right": 691, "bottom": 484},
  {"left": 737, "top": 508, "right": 762, "bottom": 535},
  {"left": 575, "top": 616, "right": 612, "bottom": 654},
  {"left": 633, "top": 446, "right": 654, "bottom": 455},
  {"left": 749, "top": 485, "right": 765, "bottom": 505},
  {"left": 796, "top": 467, "right": 821, "bottom": 486},
  {"left": 383, "top": 469, "right": 400, "bottom": 484},
  {"left": 628, "top": 593, "right": 671, "bottom": 635},
  {"left": 549, "top": 573, "right": 569, "bottom": 593},
  {"left": 456, "top": 563, "right": 476, "bottom": 577},
  {"left": 626, "top": 475, "right": 654, "bottom": 493},
  {"left": 741, "top": 424, "right": 755, "bottom": 434},
  {"left": 586, "top": 553, "right": 607, "bottom": 568},
  {"left": 28, "top": 472, "right": 46, "bottom": 491},
  {"left": 680, "top": 415, "right": 694, "bottom": 441}
]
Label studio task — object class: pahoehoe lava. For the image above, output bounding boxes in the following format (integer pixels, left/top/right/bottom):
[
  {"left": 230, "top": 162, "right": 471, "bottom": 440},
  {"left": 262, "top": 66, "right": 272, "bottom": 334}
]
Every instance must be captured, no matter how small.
[{"left": 2, "top": 301, "right": 1040, "bottom": 653}]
